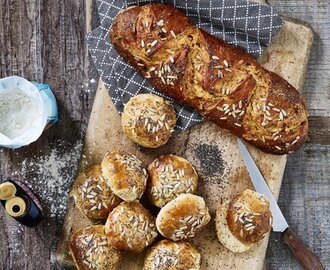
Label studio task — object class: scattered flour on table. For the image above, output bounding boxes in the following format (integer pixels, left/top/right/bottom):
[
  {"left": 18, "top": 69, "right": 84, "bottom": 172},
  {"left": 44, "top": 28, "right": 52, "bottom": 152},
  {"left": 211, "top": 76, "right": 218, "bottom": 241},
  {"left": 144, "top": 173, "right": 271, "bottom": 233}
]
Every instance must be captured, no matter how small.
[
  {"left": 0, "top": 87, "right": 41, "bottom": 139},
  {"left": 13, "top": 140, "right": 83, "bottom": 219}
]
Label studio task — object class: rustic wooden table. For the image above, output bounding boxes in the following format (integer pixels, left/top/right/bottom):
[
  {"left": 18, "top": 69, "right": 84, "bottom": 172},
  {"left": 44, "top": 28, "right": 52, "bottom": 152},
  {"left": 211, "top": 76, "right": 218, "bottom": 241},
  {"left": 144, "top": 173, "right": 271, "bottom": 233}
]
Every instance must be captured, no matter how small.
[{"left": 0, "top": 0, "right": 328, "bottom": 269}]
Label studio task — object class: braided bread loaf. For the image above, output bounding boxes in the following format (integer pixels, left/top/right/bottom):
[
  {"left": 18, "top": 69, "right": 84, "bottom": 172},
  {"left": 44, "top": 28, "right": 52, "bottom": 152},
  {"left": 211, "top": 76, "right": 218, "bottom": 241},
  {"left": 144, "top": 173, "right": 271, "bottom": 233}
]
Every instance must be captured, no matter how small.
[{"left": 110, "top": 4, "right": 308, "bottom": 155}]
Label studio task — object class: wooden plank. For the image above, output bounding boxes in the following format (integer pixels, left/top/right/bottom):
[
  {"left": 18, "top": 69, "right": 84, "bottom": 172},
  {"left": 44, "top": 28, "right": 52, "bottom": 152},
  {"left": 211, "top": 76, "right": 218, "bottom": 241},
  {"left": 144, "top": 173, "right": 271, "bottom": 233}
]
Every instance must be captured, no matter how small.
[
  {"left": 56, "top": 2, "right": 314, "bottom": 270},
  {"left": 268, "top": 0, "right": 330, "bottom": 121},
  {"left": 0, "top": 1, "right": 90, "bottom": 269},
  {"left": 267, "top": 144, "right": 330, "bottom": 269},
  {"left": 265, "top": 3, "right": 330, "bottom": 267},
  {"left": 307, "top": 116, "right": 330, "bottom": 145}
]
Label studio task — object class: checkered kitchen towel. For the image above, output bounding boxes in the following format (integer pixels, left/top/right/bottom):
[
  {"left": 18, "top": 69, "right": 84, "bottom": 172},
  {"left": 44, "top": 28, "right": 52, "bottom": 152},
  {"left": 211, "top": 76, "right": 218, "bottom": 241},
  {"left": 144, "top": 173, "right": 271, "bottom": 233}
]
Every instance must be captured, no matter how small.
[{"left": 87, "top": 0, "right": 283, "bottom": 131}]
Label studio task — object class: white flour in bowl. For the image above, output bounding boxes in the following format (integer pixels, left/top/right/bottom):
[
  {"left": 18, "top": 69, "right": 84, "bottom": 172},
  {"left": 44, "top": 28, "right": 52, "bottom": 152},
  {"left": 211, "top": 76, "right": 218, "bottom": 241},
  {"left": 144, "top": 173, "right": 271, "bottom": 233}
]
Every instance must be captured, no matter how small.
[{"left": 0, "top": 87, "right": 41, "bottom": 139}]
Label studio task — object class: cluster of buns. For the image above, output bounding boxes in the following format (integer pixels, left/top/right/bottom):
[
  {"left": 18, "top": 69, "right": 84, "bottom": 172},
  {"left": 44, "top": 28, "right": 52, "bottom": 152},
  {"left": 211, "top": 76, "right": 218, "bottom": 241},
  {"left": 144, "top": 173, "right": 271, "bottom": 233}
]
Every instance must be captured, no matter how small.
[
  {"left": 215, "top": 189, "right": 273, "bottom": 253},
  {"left": 122, "top": 94, "right": 177, "bottom": 148},
  {"left": 70, "top": 152, "right": 208, "bottom": 270},
  {"left": 70, "top": 148, "right": 272, "bottom": 269}
]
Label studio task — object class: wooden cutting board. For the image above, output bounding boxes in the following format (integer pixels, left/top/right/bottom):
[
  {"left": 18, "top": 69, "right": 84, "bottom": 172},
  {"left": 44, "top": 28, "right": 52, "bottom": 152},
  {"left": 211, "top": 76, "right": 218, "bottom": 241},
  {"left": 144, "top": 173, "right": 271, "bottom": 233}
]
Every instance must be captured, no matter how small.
[{"left": 56, "top": 1, "right": 313, "bottom": 269}]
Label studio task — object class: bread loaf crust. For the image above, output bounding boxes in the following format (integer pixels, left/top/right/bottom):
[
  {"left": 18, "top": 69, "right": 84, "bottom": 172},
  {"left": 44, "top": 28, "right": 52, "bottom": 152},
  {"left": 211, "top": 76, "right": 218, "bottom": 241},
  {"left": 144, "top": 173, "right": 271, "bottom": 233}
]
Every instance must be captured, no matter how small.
[{"left": 110, "top": 3, "right": 308, "bottom": 155}]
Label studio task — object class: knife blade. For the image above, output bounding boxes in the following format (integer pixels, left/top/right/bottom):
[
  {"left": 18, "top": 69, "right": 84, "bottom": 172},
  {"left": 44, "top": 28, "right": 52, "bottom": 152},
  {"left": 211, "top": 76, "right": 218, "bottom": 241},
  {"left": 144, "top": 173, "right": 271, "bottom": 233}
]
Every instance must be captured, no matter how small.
[
  {"left": 237, "top": 138, "right": 324, "bottom": 270},
  {"left": 237, "top": 138, "right": 288, "bottom": 232}
]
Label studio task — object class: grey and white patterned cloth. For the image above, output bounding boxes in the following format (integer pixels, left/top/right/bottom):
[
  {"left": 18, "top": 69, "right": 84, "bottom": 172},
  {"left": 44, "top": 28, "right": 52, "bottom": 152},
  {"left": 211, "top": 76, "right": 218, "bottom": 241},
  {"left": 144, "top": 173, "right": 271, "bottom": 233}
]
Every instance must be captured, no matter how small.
[{"left": 87, "top": 0, "right": 283, "bottom": 131}]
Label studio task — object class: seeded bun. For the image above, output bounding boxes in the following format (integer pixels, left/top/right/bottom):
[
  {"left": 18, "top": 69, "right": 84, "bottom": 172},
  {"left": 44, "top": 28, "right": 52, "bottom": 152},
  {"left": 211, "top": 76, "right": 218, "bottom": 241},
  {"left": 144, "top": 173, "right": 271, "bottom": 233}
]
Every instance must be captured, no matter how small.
[
  {"left": 147, "top": 155, "right": 198, "bottom": 207},
  {"left": 105, "top": 201, "right": 158, "bottom": 253},
  {"left": 70, "top": 165, "right": 122, "bottom": 220},
  {"left": 122, "top": 94, "right": 176, "bottom": 148},
  {"left": 144, "top": 240, "right": 201, "bottom": 270},
  {"left": 156, "top": 194, "right": 210, "bottom": 241},
  {"left": 101, "top": 151, "right": 148, "bottom": 202},
  {"left": 215, "top": 203, "right": 253, "bottom": 253},
  {"left": 215, "top": 189, "right": 273, "bottom": 253},
  {"left": 69, "top": 225, "right": 121, "bottom": 270}
]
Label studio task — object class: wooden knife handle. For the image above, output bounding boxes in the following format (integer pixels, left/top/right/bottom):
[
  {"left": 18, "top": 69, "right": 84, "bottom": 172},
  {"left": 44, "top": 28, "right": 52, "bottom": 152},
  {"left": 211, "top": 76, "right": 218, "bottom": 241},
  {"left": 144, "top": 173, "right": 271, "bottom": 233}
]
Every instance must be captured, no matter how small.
[{"left": 282, "top": 228, "right": 324, "bottom": 270}]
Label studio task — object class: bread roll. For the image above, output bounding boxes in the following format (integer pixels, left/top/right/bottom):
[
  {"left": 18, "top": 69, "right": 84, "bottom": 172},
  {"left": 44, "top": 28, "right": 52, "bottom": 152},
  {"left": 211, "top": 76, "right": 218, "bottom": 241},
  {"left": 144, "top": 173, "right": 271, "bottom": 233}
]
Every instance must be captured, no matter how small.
[
  {"left": 156, "top": 194, "right": 210, "bottom": 241},
  {"left": 101, "top": 151, "right": 148, "bottom": 201},
  {"left": 105, "top": 201, "right": 158, "bottom": 253},
  {"left": 122, "top": 94, "right": 176, "bottom": 148},
  {"left": 144, "top": 240, "right": 201, "bottom": 270},
  {"left": 69, "top": 225, "right": 121, "bottom": 270},
  {"left": 70, "top": 165, "right": 122, "bottom": 220},
  {"left": 215, "top": 189, "right": 272, "bottom": 253},
  {"left": 147, "top": 154, "right": 198, "bottom": 207}
]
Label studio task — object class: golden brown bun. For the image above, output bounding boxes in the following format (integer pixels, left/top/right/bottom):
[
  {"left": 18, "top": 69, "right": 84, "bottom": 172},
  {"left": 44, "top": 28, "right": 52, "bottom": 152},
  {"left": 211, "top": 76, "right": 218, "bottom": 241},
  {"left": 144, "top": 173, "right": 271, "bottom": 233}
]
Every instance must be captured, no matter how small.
[
  {"left": 156, "top": 194, "right": 210, "bottom": 241},
  {"left": 110, "top": 3, "right": 308, "bottom": 155},
  {"left": 105, "top": 201, "right": 158, "bottom": 253},
  {"left": 144, "top": 240, "right": 201, "bottom": 270},
  {"left": 122, "top": 94, "right": 176, "bottom": 148},
  {"left": 215, "top": 203, "right": 253, "bottom": 253},
  {"left": 226, "top": 189, "right": 272, "bottom": 243},
  {"left": 215, "top": 189, "right": 272, "bottom": 253},
  {"left": 70, "top": 165, "right": 122, "bottom": 220},
  {"left": 101, "top": 151, "right": 148, "bottom": 201},
  {"left": 69, "top": 225, "right": 121, "bottom": 270},
  {"left": 147, "top": 154, "right": 198, "bottom": 207}
]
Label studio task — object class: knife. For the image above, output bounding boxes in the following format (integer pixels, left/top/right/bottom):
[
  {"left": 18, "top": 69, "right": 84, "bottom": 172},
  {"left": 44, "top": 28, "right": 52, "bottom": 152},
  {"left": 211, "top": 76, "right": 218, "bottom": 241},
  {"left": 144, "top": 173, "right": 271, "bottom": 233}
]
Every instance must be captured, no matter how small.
[{"left": 237, "top": 139, "right": 324, "bottom": 270}]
